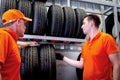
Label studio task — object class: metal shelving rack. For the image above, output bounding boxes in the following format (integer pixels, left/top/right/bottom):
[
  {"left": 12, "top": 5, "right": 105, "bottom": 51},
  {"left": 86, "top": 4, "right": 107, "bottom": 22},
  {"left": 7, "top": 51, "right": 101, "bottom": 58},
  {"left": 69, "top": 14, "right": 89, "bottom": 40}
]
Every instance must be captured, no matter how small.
[
  {"left": 71, "top": 0, "right": 120, "bottom": 48},
  {"left": 23, "top": 0, "right": 120, "bottom": 49}
]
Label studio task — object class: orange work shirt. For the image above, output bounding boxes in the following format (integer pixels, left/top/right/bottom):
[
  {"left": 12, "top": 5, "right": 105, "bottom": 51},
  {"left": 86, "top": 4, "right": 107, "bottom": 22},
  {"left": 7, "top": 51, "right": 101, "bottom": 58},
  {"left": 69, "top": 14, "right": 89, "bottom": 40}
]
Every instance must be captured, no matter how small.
[
  {"left": 81, "top": 32, "right": 119, "bottom": 80},
  {"left": 0, "top": 28, "right": 21, "bottom": 80}
]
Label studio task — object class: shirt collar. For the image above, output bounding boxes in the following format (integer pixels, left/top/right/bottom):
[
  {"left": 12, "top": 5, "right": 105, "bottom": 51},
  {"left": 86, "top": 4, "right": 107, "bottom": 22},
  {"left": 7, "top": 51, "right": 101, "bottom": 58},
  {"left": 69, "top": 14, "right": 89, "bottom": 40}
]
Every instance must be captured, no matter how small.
[{"left": 87, "top": 32, "right": 102, "bottom": 42}]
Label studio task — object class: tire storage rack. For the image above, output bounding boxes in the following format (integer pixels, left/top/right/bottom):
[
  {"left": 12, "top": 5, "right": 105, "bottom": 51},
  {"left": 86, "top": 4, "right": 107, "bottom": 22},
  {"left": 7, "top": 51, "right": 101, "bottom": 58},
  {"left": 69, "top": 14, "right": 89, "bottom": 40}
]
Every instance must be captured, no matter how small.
[{"left": 0, "top": 0, "right": 120, "bottom": 80}]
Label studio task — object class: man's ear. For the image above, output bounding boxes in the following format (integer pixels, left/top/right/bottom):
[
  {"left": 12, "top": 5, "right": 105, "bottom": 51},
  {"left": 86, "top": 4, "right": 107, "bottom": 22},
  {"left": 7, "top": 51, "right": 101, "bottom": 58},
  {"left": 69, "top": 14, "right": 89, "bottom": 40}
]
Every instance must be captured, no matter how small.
[
  {"left": 16, "top": 19, "right": 20, "bottom": 25},
  {"left": 90, "top": 20, "right": 95, "bottom": 27}
]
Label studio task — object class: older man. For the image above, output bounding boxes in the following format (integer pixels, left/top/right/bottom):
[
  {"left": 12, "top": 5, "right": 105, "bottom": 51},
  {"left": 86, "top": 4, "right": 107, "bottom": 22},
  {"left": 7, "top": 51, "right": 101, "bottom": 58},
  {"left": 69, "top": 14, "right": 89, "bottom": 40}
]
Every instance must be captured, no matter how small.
[{"left": 0, "top": 9, "right": 32, "bottom": 80}]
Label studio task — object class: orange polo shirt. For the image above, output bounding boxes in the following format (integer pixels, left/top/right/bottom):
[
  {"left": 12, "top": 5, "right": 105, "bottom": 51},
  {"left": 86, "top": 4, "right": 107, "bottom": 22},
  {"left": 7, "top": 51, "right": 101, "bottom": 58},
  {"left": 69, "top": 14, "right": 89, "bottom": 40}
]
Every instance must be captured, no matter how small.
[
  {"left": 81, "top": 32, "right": 119, "bottom": 80},
  {"left": 0, "top": 28, "right": 21, "bottom": 80}
]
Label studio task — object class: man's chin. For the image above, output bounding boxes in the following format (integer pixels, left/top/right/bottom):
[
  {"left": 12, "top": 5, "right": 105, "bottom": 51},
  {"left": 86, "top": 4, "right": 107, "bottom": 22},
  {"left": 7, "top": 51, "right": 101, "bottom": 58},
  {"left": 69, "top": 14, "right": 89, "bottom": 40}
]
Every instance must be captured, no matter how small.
[{"left": 83, "top": 32, "right": 86, "bottom": 35}]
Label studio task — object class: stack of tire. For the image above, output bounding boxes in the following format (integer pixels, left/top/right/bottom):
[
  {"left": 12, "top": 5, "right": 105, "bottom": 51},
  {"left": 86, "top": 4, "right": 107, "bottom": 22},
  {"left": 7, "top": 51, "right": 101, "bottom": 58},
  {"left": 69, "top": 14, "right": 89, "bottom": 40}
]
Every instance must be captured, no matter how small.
[
  {"left": 105, "top": 12, "right": 120, "bottom": 38},
  {"left": 0, "top": 0, "right": 87, "bottom": 39},
  {"left": 20, "top": 44, "right": 56, "bottom": 80},
  {"left": 47, "top": 5, "right": 86, "bottom": 39},
  {"left": 0, "top": 0, "right": 119, "bottom": 37}
]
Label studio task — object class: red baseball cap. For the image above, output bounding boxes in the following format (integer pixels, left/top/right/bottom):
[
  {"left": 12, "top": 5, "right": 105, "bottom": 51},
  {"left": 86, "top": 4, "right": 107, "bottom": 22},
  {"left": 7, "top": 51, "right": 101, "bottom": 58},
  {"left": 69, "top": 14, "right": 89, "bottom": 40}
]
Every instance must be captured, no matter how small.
[{"left": 2, "top": 9, "right": 32, "bottom": 25}]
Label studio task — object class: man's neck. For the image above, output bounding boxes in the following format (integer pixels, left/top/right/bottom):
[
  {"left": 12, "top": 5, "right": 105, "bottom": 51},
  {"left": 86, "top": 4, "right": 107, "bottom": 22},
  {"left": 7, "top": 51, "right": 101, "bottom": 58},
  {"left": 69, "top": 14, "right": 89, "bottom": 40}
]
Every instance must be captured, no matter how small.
[{"left": 88, "top": 29, "right": 99, "bottom": 41}]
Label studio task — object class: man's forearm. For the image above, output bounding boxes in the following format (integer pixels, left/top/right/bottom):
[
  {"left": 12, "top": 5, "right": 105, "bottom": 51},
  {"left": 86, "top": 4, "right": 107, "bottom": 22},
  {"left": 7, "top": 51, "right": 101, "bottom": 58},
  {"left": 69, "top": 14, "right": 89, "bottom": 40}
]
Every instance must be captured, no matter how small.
[
  {"left": 113, "top": 64, "right": 120, "bottom": 80},
  {"left": 0, "top": 65, "right": 2, "bottom": 80},
  {"left": 0, "top": 73, "right": 2, "bottom": 80}
]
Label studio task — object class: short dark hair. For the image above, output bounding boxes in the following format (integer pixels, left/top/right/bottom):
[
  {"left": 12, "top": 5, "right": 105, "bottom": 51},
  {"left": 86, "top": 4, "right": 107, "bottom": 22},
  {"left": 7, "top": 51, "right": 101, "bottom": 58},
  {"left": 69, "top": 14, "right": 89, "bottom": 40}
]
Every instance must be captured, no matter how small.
[{"left": 84, "top": 14, "right": 101, "bottom": 28}]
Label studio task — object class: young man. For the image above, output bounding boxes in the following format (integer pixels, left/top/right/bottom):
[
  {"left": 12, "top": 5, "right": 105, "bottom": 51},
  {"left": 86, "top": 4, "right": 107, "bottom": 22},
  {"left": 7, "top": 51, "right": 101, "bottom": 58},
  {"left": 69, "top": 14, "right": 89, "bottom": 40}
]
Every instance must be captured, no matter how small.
[
  {"left": 0, "top": 9, "right": 32, "bottom": 80},
  {"left": 56, "top": 14, "right": 120, "bottom": 80}
]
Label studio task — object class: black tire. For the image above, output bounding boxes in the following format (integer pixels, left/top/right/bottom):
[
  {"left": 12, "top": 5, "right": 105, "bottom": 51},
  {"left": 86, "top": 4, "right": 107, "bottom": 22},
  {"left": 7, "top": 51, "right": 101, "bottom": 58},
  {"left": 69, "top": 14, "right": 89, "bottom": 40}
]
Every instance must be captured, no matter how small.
[
  {"left": 105, "top": 12, "right": 120, "bottom": 38},
  {"left": 31, "top": 0, "right": 47, "bottom": 3},
  {"left": 18, "top": 0, "right": 33, "bottom": 34},
  {"left": 20, "top": 48, "right": 25, "bottom": 79},
  {"left": 33, "top": 2, "right": 47, "bottom": 35},
  {"left": 39, "top": 44, "right": 56, "bottom": 80},
  {"left": 20, "top": 46, "right": 39, "bottom": 80},
  {"left": 47, "top": 5, "right": 64, "bottom": 37},
  {"left": 74, "top": 8, "right": 86, "bottom": 39},
  {"left": 63, "top": 7, "right": 76, "bottom": 38},
  {"left": 0, "top": 0, "right": 17, "bottom": 27},
  {"left": 76, "top": 53, "right": 83, "bottom": 80}
]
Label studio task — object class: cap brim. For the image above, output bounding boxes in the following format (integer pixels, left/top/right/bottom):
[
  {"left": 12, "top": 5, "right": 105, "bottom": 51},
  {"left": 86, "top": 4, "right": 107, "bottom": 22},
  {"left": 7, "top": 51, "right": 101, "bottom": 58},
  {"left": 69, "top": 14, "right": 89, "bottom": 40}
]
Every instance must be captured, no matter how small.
[{"left": 23, "top": 17, "right": 32, "bottom": 22}]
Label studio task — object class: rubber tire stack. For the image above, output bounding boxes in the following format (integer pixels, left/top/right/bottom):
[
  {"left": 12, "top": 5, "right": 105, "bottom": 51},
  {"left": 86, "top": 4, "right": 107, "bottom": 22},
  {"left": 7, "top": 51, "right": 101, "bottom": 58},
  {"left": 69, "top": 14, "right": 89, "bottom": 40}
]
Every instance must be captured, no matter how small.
[
  {"left": 0, "top": 0, "right": 17, "bottom": 27},
  {"left": 105, "top": 12, "right": 120, "bottom": 38},
  {"left": 47, "top": 5, "right": 64, "bottom": 37},
  {"left": 33, "top": 1, "right": 47, "bottom": 35},
  {"left": 39, "top": 44, "right": 56, "bottom": 80},
  {"left": 20, "top": 44, "right": 56, "bottom": 80},
  {"left": 20, "top": 46, "right": 39, "bottom": 80}
]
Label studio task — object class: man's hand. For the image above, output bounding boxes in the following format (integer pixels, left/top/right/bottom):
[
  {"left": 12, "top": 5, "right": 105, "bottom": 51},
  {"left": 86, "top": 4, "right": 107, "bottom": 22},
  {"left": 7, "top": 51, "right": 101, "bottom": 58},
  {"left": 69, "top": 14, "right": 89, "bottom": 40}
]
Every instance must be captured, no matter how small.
[
  {"left": 28, "top": 41, "right": 40, "bottom": 46},
  {"left": 17, "top": 41, "right": 40, "bottom": 48},
  {"left": 56, "top": 53, "right": 64, "bottom": 60}
]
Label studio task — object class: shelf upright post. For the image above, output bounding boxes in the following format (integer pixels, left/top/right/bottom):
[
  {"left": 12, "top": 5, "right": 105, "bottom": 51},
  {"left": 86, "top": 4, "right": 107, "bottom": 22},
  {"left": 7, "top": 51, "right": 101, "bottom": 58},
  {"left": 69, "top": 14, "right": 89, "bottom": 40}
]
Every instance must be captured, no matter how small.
[
  {"left": 100, "top": 5, "right": 106, "bottom": 33},
  {"left": 113, "top": 0, "right": 120, "bottom": 48},
  {"left": 67, "top": 0, "right": 70, "bottom": 7}
]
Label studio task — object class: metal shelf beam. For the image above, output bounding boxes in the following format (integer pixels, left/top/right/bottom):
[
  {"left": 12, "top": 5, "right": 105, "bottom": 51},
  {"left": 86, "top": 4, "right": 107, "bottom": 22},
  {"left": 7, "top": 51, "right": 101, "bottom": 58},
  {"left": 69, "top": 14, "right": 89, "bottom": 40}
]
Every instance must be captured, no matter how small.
[
  {"left": 22, "top": 35, "right": 86, "bottom": 43},
  {"left": 76, "top": 0, "right": 120, "bottom": 7}
]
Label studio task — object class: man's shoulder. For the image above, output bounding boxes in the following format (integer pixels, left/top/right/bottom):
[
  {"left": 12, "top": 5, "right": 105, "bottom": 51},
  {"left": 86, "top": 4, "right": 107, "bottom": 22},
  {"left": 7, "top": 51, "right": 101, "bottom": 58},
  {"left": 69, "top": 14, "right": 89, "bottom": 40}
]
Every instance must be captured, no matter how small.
[
  {"left": 100, "top": 32, "right": 114, "bottom": 39},
  {"left": 0, "top": 28, "right": 11, "bottom": 36},
  {"left": 100, "top": 32, "right": 116, "bottom": 43}
]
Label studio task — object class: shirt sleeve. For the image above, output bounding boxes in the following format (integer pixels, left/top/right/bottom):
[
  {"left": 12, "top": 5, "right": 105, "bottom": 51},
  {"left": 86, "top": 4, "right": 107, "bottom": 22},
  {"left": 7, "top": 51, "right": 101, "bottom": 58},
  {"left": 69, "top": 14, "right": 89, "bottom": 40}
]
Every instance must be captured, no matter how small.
[
  {"left": 81, "top": 43, "right": 86, "bottom": 58},
  {"left": 104, "top": 34, "right": 119, "bottom": 55},
  {"left": 0, "top": 32, "right": 9, "bottom": 64}
]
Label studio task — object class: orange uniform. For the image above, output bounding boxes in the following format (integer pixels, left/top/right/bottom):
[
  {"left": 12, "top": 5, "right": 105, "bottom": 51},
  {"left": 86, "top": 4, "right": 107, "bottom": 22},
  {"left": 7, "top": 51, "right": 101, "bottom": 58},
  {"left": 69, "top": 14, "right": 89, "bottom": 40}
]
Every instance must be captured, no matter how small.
[
  {"left": 0, "top": 28, "right": 21, "bottom": 80},
  {"left": 81, "top": 32, "right": 119, "bottom": 80}
]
